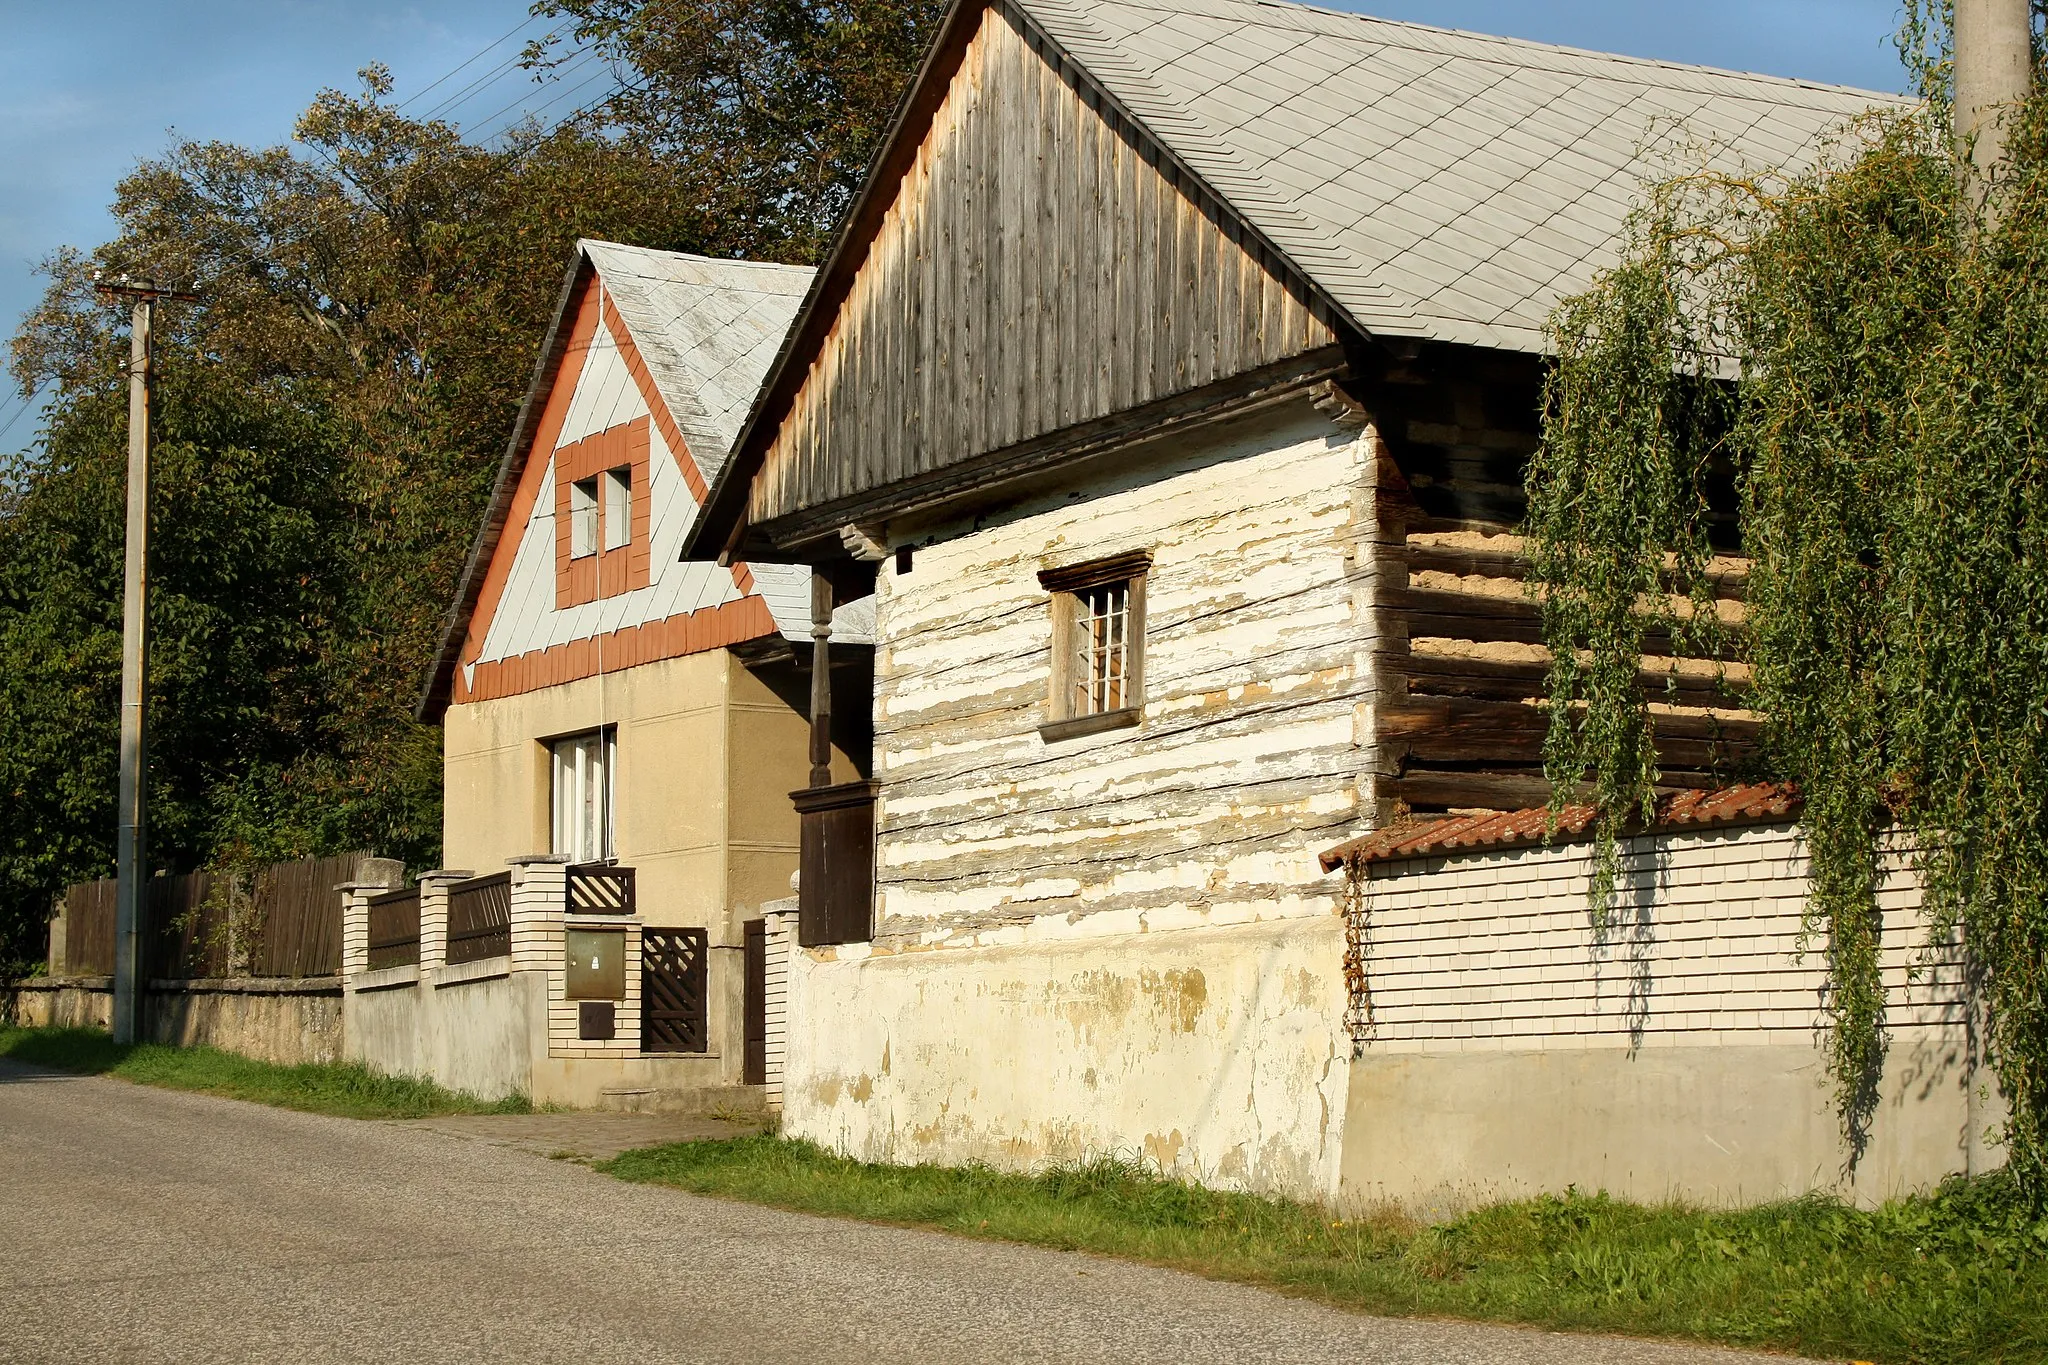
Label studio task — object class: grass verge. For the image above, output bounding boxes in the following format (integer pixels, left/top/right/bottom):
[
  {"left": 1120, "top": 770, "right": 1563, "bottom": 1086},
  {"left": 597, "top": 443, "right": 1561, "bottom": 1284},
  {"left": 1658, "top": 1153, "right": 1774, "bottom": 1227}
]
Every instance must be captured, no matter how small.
[
  {"left": 0, "top": 1024, "right": 528, "bottom": 1119},
  {"left": 600, "top": 1136, "right": 2048, "bottom": 1365}
]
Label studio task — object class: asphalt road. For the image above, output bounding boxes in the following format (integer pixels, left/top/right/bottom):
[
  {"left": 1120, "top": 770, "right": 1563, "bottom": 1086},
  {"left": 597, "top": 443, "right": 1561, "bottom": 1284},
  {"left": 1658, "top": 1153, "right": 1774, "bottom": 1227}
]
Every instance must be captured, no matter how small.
[{"left": 0, "top": 1061, "right": 1811, "bottom": 1365}]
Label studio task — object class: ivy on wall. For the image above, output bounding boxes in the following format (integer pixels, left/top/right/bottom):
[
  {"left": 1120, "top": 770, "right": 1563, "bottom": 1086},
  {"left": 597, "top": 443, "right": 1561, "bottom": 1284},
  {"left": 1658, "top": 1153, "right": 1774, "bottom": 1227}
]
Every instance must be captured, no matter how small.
[{"left": 1526, "top": 10, "right": 2048, "bottom": 1197}]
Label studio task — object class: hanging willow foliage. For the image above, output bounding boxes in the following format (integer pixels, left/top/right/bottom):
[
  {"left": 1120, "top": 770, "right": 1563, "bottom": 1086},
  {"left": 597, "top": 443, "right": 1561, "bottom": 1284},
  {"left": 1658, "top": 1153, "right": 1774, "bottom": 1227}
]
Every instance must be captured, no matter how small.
[{"left": 1527, "top": 24, "right": 2048, "bottom": 1196}]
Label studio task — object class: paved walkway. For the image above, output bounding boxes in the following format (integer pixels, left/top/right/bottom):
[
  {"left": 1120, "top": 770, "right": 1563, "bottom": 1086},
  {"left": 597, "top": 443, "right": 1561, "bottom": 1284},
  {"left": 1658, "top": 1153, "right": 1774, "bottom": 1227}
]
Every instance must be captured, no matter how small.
[{"left": 0, "top": 1061, "right": 1816, "bottom": 1364}]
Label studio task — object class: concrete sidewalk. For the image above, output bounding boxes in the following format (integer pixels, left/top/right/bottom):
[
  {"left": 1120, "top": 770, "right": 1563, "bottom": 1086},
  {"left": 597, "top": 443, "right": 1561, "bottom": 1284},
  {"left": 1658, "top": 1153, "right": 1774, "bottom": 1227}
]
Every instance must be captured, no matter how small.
[{"left": 0, "top": 1060, "right": 1818, "bottom": 1364}]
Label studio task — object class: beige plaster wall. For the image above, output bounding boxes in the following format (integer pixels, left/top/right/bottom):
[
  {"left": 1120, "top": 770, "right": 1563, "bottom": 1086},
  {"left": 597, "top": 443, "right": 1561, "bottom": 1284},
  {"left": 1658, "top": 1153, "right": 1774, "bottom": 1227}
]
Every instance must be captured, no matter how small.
[
  {"left": 783, "top": 898, "right": 1351, "bottom": 1202},
  {"left": 441, "top": 644, "right": 848, "bottom": 1088},
  {"left": 443, "top": 648, "right": 836, "bottom": 939},
  {"left": 444, "top": 650, "right": 732, "bottom": 929},
  {"left": 1343, "top": 1032, "right": 1999, "bottom": 1215}
]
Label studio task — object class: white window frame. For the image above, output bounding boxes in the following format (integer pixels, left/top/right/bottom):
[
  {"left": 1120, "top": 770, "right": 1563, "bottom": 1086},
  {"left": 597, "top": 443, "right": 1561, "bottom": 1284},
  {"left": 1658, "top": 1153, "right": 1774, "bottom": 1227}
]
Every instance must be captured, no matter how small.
[
  {"left": 569, "top": 478, "right": 599, "bottom": 559},
  {"left": 602, "top": 467, "right": 631, "bottom": 551},
  {"left": 551, "top": 727, "right": 616, "bottom": 864}
]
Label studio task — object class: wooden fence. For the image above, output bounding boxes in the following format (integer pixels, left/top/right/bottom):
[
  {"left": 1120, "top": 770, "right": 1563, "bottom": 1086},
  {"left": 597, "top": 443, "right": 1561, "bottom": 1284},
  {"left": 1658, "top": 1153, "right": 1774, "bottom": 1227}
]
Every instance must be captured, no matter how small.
[{"left": 60, "top": 853, "right": 372, "bottom": 979}]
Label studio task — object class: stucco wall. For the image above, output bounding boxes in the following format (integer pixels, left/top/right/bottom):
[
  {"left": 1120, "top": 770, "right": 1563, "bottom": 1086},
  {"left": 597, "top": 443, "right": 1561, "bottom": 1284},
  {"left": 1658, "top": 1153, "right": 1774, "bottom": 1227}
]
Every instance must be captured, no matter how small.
[
  {"left": 782, "top": 405, "right": 1377, "bottom": 1199},
  {"left": 1340, "top": 824, "right": 2000, "bottom": 1211},
  {"left": 785, "top": 914, "right": 1348, "bottom": 1198},
  {"left": 444, "top": 648, "right": 833, "bottom": 932},
  {"left": 445, "top": 649, "right": 735, "bottom": 926}
]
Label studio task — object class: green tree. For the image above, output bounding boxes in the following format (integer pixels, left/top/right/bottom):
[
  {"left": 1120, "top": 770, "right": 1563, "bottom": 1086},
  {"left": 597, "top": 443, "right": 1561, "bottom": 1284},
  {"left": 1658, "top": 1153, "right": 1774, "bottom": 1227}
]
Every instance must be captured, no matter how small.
[
  {"left": 1526, "top": 6, "right": 2048, "bottom": 1197},
  {"left": 532, "top": 0, "right": 945, "bottom": 260},
  {"left": 0, "top": 4, "right": 940, "bottom": 973}
]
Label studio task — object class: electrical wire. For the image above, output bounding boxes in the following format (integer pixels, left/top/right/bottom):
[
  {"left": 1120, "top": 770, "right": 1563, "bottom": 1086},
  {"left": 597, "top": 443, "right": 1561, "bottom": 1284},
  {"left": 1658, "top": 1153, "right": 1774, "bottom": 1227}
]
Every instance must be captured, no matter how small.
[
  {"left": 0, "top": 382, "right": 53, "bottom": 449},
  {"left": 466, "top": 50, "right": 617, "bottom": 144},
  {"left": 421, "top": 25, "right": 570, "bottom": 125},
  {"left": 395, "top": 14, "right": 541, "bottom": 112}
]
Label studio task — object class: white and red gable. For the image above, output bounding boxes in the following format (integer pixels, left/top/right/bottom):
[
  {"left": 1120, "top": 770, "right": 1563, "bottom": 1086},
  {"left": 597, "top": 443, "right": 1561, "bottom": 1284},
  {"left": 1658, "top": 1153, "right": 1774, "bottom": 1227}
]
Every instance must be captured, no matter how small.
[{"left": 423, "top": 241, "right": 825, "bottom": 717}]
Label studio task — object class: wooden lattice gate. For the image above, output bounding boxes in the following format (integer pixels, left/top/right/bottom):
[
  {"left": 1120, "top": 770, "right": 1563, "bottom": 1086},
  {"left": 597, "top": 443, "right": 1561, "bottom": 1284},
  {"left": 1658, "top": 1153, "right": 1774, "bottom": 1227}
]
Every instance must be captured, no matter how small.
[{"left": 641, "top": 927, "right": 708, "bottom": 1053}]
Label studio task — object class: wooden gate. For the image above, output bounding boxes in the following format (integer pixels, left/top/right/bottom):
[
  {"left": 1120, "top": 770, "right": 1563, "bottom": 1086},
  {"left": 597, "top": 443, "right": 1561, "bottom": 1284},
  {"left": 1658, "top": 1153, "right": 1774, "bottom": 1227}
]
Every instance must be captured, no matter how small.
[
  {"left": 640, "top": 927, "right": 708, "bottom": 1053},
  {"left": 743, "top": 920, "right": 767, "bottom": 1084}
]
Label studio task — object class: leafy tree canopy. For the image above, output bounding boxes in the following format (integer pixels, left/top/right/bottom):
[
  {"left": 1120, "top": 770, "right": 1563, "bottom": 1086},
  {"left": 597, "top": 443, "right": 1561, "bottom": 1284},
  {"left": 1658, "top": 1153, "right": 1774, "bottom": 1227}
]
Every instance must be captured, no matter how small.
[{"left": 0, "top": 3, "right": 940, "bottom": 974}]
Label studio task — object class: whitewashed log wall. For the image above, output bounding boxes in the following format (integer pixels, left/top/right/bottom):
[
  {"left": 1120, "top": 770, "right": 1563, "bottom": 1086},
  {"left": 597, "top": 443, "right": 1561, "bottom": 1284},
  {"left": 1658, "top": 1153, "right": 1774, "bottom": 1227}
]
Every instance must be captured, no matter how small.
[
  {"left": 871, "top": 406, "right": 1378, "bottom": 941},
  {"left": 776, "top": 403, "right": 1385, "bottom": 1200}
]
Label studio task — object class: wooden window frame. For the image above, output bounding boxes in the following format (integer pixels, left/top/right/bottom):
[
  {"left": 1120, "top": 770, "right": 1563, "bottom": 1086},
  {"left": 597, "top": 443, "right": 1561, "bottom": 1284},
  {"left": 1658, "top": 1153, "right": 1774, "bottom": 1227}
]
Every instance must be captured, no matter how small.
[
  {"left": 554, "top": 417, "right": 653, "bottom": 608},
  {"left": 1038, "top": 549, "right": 1150, "bottom": 743}
]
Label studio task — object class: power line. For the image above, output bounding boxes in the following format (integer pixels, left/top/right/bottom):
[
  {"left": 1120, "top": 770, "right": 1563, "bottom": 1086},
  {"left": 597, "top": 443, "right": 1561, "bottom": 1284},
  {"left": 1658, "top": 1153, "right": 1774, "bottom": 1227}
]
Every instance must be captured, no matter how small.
[
  {"left": 396, "top": 14, "right": 542, "bottom": 112},
  {"left": 422, "top": 25, "right": 570, "bottom": 125},
  {"left": 0, "top": 382, "right": 52, "bottom": 449},
  {"left": 466, "top": 50, "right": 616, "bottom": 143}
]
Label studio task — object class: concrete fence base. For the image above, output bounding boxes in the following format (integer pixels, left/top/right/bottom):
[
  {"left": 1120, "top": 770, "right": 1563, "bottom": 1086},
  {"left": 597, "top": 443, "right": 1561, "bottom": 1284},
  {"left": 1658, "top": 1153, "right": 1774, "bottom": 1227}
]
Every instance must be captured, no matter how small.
[{"left": 4, "top": 975, "right": 344, "bottom": 1067}]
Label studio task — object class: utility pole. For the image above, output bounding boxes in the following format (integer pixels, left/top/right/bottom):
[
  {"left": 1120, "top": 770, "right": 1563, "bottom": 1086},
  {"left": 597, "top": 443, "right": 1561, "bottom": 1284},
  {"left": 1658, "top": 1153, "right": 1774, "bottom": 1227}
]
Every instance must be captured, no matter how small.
[
  {"left": 1953, "top": 0, "right": 2034, "bottom": 214},
  {"left": 93, "top": 275, "right": 194, "bottom": 1044}
]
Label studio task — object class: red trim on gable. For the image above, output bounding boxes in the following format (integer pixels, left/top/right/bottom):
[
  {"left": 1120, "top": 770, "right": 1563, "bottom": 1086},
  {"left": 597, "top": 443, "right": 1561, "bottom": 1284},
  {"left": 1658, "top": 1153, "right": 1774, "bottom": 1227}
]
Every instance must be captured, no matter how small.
[
  {"left": 459, "top": 273, "right": 605, "bottom": 680},
  {"left": 454, "top": 596, "right": 774, "bottom": 704},
  {"left": 598, "top": 285, "right": 768, "bottom": 606},
  {"left": 603, "top": 290, "right": 709, "bottom": 503},
  {"left": 454, "top": 272, "right": 790, "bottom": 706}
]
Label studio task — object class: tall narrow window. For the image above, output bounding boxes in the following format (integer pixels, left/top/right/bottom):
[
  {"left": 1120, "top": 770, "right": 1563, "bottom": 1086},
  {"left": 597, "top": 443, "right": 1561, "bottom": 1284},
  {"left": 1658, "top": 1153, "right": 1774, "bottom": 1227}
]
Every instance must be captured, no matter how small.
[
  {"left": 1069, "top": 581, "right": 1131, "bottom": 716},
  {"left": 602, "top": 468, "right": 631, "bottom": 551},
  {"left": 569, "top": 478, "right": 599, "bottom": 559},
  {"left": 1038, "top": 550, "right": 1150, "bottom": 741},
  {"left": 552, "top": 728, "right": 616, "bottom": 863}
]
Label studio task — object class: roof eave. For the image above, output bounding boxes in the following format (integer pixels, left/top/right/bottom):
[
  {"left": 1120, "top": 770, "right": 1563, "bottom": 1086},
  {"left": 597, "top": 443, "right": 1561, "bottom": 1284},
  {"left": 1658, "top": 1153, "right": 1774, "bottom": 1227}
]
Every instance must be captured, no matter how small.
[
  {"left": 416, "top": 247, "right": 594, "bottom": 724},
  {"left": 683, "top": 0, "right": 1379, "bottom": 565}
]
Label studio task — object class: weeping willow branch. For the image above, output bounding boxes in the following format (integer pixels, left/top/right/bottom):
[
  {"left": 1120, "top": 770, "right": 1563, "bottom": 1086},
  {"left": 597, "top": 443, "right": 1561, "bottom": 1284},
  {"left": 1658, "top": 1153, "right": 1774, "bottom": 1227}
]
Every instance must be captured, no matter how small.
[{"left": 1526, "top": 82, "right": 2048, "bottom": 1200}]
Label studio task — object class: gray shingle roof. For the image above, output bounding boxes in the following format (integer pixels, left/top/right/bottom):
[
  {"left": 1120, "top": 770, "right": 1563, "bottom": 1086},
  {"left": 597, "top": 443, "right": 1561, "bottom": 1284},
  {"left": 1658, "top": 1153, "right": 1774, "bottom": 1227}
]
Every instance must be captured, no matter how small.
[
  {"left": 581, "top": 241, "right": 814, "bottom": 487},
  {"left": 1020, "top": 0, "right": 1907, "bottom": 353}
]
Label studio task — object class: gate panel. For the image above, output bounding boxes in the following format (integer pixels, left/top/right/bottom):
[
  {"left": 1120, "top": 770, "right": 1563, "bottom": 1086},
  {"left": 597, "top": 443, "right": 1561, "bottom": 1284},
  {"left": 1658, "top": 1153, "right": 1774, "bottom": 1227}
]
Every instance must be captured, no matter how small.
[
  {"left": 641, "top": 927, "right": 708, "bottom": 1053},
  {"left": 743, "top": 920, "right": 767, "bottom": 1085}
]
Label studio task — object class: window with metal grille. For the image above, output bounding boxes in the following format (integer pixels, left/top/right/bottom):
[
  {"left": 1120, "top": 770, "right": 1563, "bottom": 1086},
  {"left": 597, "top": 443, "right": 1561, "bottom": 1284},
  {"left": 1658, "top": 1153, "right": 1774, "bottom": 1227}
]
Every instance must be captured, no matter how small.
[
  {"left": 1038, "top": 550, "right": 1150, "bottom": 741},
  {"left": 1068, "top": 581, "right": 1131, "bottom": 716}
]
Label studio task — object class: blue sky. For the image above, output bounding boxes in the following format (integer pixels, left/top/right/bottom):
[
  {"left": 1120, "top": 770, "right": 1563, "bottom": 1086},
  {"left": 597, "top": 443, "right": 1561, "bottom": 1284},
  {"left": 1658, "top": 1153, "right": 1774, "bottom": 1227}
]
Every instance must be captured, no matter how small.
[{"left": 0, "top": 0, "right": 1915, "bottom": 444}]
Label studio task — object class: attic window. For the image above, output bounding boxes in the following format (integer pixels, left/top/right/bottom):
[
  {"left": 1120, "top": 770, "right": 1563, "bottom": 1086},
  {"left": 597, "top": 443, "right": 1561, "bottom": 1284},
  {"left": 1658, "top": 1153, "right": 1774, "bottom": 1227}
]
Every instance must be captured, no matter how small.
[
  {"left": 1038, "top": 550, "right": 1150, "bottom": 743},
  {"left": 570, "top": 478, "right": 599, "bottom": 558},
  {"left": 603, "top": 468, "right": 632, "bottom": 551}
]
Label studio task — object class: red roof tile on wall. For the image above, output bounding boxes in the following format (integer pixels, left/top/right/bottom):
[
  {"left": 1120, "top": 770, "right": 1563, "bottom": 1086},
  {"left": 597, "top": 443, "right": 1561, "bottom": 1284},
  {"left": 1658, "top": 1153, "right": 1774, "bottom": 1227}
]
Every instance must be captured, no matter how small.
[{"left": 1317, "top": 783, "right": 1802, "bottom": 874}]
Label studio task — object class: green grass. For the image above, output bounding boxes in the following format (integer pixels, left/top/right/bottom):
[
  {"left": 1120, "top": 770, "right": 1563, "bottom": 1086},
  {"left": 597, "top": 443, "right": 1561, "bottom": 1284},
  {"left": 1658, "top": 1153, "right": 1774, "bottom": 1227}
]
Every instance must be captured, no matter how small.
[
  {"left": 0, "top": 1024, "right": 529, "bottom": 1119},
  {"left": 600, "top": 1136, "right": 2048, "bottom": 1365}
]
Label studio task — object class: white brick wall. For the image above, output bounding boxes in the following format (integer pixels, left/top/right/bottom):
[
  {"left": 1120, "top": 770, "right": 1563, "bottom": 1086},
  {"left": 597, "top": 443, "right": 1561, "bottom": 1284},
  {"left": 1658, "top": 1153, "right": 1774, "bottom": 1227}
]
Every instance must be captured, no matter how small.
[
  {"left": 1355, "top": 823, "right": 1966, "bottom": 1053},
  {"left": 760, "top": 899, "right": 797, "bottom": 1114}
]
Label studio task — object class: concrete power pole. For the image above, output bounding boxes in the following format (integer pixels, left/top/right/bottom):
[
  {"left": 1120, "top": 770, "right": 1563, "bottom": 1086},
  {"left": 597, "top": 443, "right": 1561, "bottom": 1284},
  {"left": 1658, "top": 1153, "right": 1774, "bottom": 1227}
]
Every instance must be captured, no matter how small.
[
  {"left": 1954, "top": 0, "right": 2034, "bottom": 211},
  {"left": 94, "top": 276, "right": 194, "bottom": 1044}
]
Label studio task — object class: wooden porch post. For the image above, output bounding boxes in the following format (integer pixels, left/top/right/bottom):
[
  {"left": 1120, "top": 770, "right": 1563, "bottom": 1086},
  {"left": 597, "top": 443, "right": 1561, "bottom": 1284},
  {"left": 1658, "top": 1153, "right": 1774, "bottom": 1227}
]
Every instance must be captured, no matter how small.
[{"left": 809, "top": 570, "right": 833, "bottom": 787}]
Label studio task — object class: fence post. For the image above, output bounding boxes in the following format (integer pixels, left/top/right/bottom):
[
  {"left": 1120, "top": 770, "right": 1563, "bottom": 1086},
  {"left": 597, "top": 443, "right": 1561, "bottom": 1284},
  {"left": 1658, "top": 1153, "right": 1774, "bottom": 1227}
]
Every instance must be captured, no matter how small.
[
  {"left": 507, "top": 855, "right": 569, "bottom": 975},
  {"left": 760, "top": 892, "right": 800, "bottom": 1115},
  {"left": 46, "top": 894, "right": 66, "bottom": 977},
  {"left": 336, "top": 861, "right": 405, "bottom": 990},
  {"left": 414, "top": 870, "right": 471, "bottom": 981}
]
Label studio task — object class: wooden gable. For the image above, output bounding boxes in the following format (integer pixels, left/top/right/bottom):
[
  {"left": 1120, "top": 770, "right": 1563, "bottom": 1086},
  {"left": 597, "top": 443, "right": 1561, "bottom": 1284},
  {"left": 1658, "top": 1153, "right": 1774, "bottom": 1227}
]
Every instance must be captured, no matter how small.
[{"left": 742, "top": 1, "right": 1341, "bottom": 549}]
